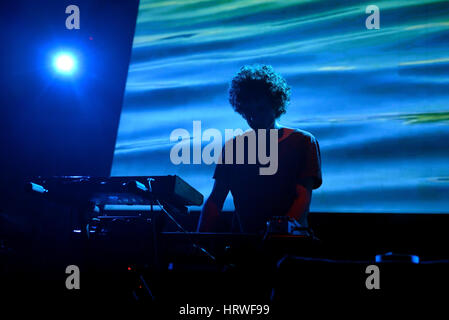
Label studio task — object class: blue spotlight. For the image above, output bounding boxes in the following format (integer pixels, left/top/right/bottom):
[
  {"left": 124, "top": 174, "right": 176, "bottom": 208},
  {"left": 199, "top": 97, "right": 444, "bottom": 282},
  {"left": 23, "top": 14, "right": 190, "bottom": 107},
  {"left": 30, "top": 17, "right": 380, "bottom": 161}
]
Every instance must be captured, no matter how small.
[{"left": 53, "top": 52, "right": 76, "bottom": 75}]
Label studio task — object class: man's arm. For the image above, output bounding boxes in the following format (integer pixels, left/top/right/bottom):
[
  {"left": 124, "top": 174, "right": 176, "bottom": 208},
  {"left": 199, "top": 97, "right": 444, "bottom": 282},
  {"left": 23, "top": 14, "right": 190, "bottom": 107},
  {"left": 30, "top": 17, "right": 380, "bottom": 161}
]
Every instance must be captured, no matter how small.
[
  {"left": 286, "top": 178, "right": 314, "bottom": 223},
  {"left": 196, "top": 180, "right": 230, "bottom": 232}
]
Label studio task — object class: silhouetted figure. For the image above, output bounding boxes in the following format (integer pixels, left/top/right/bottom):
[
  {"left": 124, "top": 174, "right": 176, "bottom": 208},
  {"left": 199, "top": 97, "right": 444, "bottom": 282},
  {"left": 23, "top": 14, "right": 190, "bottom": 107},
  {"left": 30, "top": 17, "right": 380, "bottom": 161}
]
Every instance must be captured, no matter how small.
[{"left": 197, "top": 65, "right": 322, "bottom": 234}]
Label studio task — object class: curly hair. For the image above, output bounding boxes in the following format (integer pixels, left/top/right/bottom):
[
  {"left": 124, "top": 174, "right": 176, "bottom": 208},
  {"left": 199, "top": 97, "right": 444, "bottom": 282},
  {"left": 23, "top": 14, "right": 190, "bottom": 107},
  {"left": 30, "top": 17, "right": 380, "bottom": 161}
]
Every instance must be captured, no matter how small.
[{"left": 228, "top": 64, "right": 291, "bottom": 119}]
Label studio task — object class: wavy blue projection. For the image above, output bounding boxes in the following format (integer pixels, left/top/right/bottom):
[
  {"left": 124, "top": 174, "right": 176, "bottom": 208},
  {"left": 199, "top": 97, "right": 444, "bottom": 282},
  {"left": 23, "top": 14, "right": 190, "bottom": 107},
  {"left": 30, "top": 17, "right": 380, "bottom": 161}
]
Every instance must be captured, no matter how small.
[{"left": 112, "top": 0, "right": 449, "bottom": 213}]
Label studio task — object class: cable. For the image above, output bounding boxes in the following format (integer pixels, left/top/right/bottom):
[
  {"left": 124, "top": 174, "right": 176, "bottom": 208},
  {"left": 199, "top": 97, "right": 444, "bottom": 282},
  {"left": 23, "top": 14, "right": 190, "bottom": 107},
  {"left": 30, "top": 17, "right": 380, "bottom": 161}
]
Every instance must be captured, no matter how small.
[
  {"left": 146, "top": 178, "right": 216, "bottom": 262},
  {"left": 278, "top": 256, "right": 449, "bottom": 266},
  {"left": 155, "top": 199, "right": 216, "bottom": 262},
  {"left": 419, "top": 259, "right": 449, "bottom": 264}
]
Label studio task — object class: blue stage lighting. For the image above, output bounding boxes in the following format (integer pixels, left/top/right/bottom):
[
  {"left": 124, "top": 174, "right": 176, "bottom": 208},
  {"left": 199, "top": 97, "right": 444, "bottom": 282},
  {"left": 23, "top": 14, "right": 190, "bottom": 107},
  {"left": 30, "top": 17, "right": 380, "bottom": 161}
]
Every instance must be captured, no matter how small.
[{"left": 53, "top": 52, "right": 76, "bottom": 74}]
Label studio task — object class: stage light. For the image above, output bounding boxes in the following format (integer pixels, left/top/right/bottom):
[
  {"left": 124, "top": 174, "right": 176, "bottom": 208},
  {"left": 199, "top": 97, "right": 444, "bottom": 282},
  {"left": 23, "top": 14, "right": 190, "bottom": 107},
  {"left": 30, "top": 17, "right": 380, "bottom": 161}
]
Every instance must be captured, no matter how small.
[{"left": 53, "top": 52, "right": 76, "bottom": 74}]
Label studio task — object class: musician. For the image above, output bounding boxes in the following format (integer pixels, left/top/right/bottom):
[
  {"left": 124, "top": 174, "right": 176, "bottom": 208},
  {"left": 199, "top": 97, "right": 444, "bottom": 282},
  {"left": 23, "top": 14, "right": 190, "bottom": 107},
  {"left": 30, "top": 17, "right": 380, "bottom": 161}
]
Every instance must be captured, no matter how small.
[{"left": 197, "top": 65, "right": 322, "bottom": 234}]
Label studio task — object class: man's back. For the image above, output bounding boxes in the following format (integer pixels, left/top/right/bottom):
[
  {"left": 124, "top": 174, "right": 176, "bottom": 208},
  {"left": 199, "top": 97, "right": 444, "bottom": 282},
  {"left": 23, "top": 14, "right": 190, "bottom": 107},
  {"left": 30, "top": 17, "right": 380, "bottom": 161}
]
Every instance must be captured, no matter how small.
[{"left": 214, "top": 128, "right": 322, "bottom": 233}]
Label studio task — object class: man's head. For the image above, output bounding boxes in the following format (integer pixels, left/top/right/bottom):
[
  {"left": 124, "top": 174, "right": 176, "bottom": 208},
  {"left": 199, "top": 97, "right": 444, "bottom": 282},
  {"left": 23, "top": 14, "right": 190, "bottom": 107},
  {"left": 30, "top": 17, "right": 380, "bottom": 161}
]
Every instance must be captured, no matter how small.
[{"left": 229, "top": 65, "right": 291, "bottom": 129}]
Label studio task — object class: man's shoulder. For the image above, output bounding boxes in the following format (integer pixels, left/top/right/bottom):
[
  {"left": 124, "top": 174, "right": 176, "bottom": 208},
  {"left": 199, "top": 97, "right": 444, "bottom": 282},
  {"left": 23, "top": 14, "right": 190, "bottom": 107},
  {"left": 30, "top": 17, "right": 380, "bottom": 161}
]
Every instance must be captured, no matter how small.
[
  {"left": 223, "top": 129, "right": 254, "bottom": 144},
  {"left": 283, "top": 127, "right": 317, "bottom": 143},
  {"left": 221, "top": 127, "right": 318, "bottom": 146}
]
